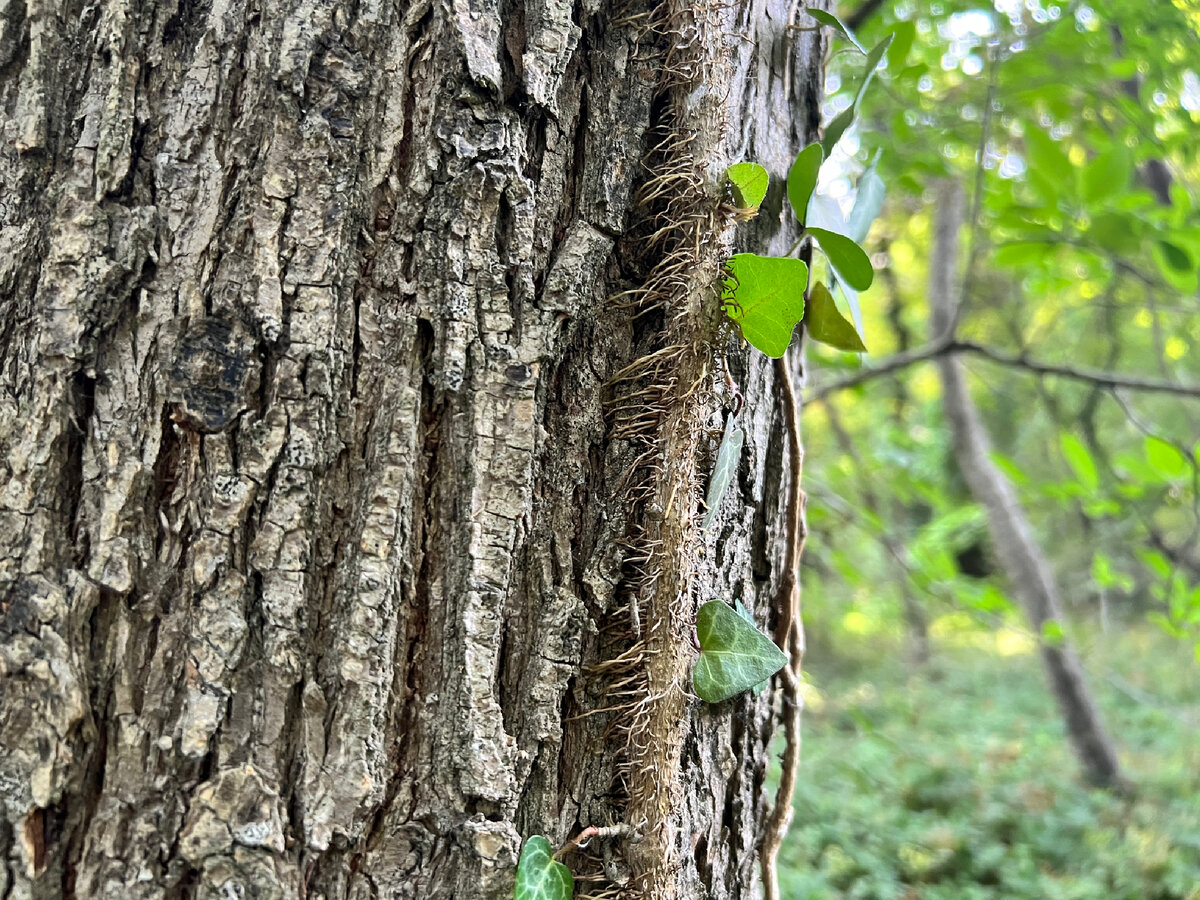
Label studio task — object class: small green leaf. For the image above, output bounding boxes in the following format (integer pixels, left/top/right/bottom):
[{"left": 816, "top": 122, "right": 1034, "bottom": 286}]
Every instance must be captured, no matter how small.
[
  {"left": 1156, "top": 240, "right": 1192, "bottom": 271},
  {"left": 807, "top": 227, "right": 874, "bottom": 290},
  {"left": 1151, "top": 240, "right": 1198, "bottom": 293},
  {"left": 1022, "top": 123, "right": 1070, "bottom": 200},
  {"left": 723, "top": 254, "right": 809, "bottom": 357},
  {"left": 821, "top": 33, "right": 894, "bottom": 155},
  {"left": 1081, "top": 146, "right": 1132, "bottom": 204},
  {"left": 694, "top": 601, "right": 788, "bottom": 703},
  {"left": 787, "top": 144, "right": 824, "bottom": 225},
  {"left": 805, "top": 8, "right": 866, "bottom": 53},
  {"left": 807, "top": 281, "right": 866, "bottom": 351},
  {"left": 1060, "top": 432, "right": 1098, "bottom": 494},
  {"left": 821, "top": 106, "right": 857, "bottom": 157},
  {"left": 726, "top": 162, "right": 769, "bottom": 211},
  {"left": 1145, "top": 435, "right": 1189, "bottom": 481},
  {"left": 846, "top": 152, "right": 886, "bottom": 244},
  {"left": 734, "top": 602, "right": 769, "bottom": 695},
  {"left": 887, "top": 20, "right": 916, "bottom": 70},
  {"left": 702, "top": 416, "right": 745, "bottom": 531},
  {"left": 1041, "top": 619, "right": 1065, "bottom": 647},
  {"left": 515, "top": 836, "right": 574, "bottom": 900}
]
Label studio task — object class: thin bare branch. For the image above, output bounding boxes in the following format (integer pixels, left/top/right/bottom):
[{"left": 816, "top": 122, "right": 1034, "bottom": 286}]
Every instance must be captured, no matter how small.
[{"left": 806, "top": 337, "right": 1200, "bottom": 403}]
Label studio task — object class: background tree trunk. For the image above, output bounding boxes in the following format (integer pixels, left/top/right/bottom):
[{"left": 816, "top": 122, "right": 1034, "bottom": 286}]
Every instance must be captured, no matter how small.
[
  {"left": 928, "top": 180, "right": 1126, "bottom": 791},
  {"left": 0, "top": 1, "right": 825, "bottom": 897}
]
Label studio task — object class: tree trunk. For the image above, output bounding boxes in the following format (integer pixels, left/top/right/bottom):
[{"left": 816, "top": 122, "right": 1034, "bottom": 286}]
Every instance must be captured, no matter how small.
[
  {"left": 928, "top": 180, "right": 1126, "bottom": 791},
  {"left": 0, "top": 1, "right": 825, "bottom": 897}
]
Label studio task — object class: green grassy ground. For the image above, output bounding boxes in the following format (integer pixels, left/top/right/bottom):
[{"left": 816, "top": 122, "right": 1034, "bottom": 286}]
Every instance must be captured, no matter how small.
[{"left": 778, "top": 626, "right": 1200, "bottom": 899}]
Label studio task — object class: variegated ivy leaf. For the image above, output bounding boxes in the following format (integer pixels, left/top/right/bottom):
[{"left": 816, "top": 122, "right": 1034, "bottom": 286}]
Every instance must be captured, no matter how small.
[
  {"left": 694, "top": 601, "right": 788, "bottom": 703},
  {"left": 735, "top": 602, "right": 770, "bottom": 695},
  {"left": 514, "top": 836, "right": 573, "bottom": 900}
]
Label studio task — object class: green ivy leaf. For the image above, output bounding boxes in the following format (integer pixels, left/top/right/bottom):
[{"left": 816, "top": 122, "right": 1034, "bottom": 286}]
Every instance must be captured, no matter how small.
[
  {"left": 694, "top": 601, "right": 787, "bottom": 703},
  {"left": 807, "top": 281, "right": 866, "bottom": 351},
  {"left": 1060, "top": 432, "right": 1099, "bottom": 494},
  {"left": 734, "top": 602, "right": 770, "bottom": 695},
  {"left": 822, "top": 33, "right": 894, "bottom": 155},
  {"left": 787, "top": 144, "right": 824, "bottom": 226},
  {"left": 726, "top": 162, "right": 769, "bottom": 211},
  {"left": 804, "top": 7, "right": 866, "bottom": 53},
  {"left": 515, "top": 836, "right": 573, "bottom": 900},
  {"left": 723, "top": 254, "right": 809, "bottom": 357},
  {"left": 703, "top": 415, "right": 745, "bottom": 531},
  {"left": 807, "top": 227, "right": 874, "bottom": 290}
]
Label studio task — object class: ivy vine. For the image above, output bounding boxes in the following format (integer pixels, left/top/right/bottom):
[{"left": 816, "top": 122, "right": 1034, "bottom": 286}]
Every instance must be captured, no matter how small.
[{"left": 514, "top": 12, "right": 896, "bottom": 898}]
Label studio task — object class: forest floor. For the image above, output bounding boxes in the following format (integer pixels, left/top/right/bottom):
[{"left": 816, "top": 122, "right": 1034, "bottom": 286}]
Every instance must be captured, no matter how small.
[{"left": 778, "top": 623, "right": 1200, "bottom": 898}]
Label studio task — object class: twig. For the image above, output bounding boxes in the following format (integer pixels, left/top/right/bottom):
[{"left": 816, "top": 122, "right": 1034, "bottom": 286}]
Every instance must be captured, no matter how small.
[
  {"left": 950, "top": 41, "right": 999, "bottom": 336},
  {"left": 761, "top": 352, "right": 807, "bottom": 900},
  {"left": 805, "top": 337, "right": 1200, "bottom": 402},
  {"left": 554, "top": 823, "right": 635, "bottom": 860}
]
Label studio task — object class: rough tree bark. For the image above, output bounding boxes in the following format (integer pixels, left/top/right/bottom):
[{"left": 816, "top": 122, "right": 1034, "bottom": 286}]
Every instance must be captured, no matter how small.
[
  {"left": 0, "top": 0, "right": 825, "bottom": 897},
  {"left": 928, "top": 180, "right": 1126, "bottom": 791}
]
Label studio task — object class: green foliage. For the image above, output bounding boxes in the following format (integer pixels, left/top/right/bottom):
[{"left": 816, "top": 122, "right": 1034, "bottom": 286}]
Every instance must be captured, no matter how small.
[
  {"left": 806, "top": 282, "right": 866, "bottom": 352},
  {"left": 693, "top": 600, "right": 788, "bottom": 703},
  {"left": 735, "top": 601, "right": 771, "bottom": 695},
  {"left": 702, "top": 415, "right": 745, "bottom": 530},
  {"left": 780, "top": 631, "right": 1200, "bottom": 898},
  {"left": 804, "top": 7, "right": 866, "bottom": 54},
  {"left": 821, "top": 34, "right": 894, "bottom": 156},
  {"left": 722, "top": 254, "right": 808, "bottom": 357},
  {"left": 1059, "top": 432, "right": 1098, "bottom": 494},
  {"left": 515, "top": 836, "right": 573, "bottom": 900},
  {"left": 726, "top": 162, "right": 769, "bottom": 211},
  {"left": 807, "top": 227, "right": 875, "bottom": 291},
  {"left": 787, "top": 143, "right": 825, "bottom": 226},
  {"left": 803, "top": 0, "right": 1200, "bottom": 660},
  {"left": 723, "top": 20, "right": 895, "bottom": 359}
]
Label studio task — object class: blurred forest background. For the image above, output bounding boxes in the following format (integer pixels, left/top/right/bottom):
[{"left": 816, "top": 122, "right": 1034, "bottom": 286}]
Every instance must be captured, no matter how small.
[{"left": 780, "top": 1, "right": 1200, "bottom": 896}]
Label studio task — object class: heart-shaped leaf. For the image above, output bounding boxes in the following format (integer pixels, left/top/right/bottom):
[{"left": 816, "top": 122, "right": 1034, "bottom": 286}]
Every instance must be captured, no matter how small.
[
  {"left": 804, "top": 7, "right": 866, "bottom": 53},
  {"left": 694, "top": 601, "right": 788, "bottom": 703},
  {"left": 787, "top": 143, "right": 825, "bottom": 226},
  {"left": 807, "top": 227, "right": 874, "bottom": 291},
  {"left": 515, "top": 836, "right": 573, "bottom": 900},
  {"left": 726, "top": 162, "right": 769, "bottom": 211},
  {"left": 734, "top": 602, "right": 770, "bottom": 695},
  {"left": 806, "top": 281, "right": 866, "bottom": 351},
  {"left": 723, "top": 254, "right": 809, "bottom": 358},
  {"left": 702, "top": 415, "right": 745, "bottom": 531}
]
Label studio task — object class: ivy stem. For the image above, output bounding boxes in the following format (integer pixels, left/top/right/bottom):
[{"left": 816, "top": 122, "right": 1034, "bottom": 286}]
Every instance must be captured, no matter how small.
[
  {"left": 785, "top": 228, "right": 809, "bottom": 259},
  {"left": 761, "top": 348, "right": 808, "bottom": 900},
  {"left": 554, "top": 823, "right": 635, "bottom": 860}
]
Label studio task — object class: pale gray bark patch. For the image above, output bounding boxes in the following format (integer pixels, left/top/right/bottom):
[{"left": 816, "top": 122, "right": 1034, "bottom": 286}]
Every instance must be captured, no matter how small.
[{"left": 0, "top": 0, "right": 823, "bottom": 896}]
